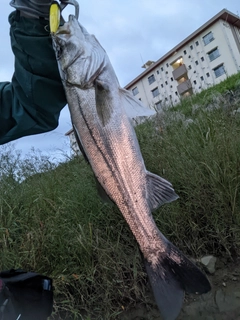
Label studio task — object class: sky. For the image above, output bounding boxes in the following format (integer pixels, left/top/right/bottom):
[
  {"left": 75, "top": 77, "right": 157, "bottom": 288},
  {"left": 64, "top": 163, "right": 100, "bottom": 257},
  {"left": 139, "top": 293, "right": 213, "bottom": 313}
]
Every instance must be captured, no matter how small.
[{"left": 0, "top": 0, "right": 239, "bottom": 161}]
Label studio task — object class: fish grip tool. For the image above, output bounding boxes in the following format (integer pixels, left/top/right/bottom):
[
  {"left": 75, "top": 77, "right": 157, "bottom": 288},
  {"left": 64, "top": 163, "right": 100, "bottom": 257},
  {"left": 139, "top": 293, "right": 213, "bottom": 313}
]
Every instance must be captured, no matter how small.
[{"left": 49, "top": 0, "right": 79, "bottom": 33}]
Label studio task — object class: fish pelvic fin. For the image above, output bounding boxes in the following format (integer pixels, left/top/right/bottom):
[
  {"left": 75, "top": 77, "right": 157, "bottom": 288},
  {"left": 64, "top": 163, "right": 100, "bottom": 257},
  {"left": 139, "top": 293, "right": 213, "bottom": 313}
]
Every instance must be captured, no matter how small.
[
  {"left": 147, "top": 171, "right": 179, "bottom": 210},
  {"left": 144, "top": 241, "right": 211, "bottom": 320},
  {"left": 120, "top": 88, "right": 156, "bottom": 121}
]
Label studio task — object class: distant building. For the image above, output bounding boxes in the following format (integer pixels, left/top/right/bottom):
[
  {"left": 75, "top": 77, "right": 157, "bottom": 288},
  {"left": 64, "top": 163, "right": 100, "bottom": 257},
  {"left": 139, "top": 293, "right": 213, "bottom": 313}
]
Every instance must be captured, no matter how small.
[
  {"left": 65, "top": 128, "right": 81, "bottom": 156},
  {"left": 66, "top": 9, "right": 240, "bottom": 151},
  {"left": 125, "top": 9, "right": 240, "bottom": 111}
]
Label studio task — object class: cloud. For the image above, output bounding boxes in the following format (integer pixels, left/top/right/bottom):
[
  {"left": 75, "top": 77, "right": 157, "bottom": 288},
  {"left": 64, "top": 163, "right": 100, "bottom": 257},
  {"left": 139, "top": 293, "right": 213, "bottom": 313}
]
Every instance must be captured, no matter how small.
[{"left": 0, "top": 0, "right": 239, "bottom": 160}]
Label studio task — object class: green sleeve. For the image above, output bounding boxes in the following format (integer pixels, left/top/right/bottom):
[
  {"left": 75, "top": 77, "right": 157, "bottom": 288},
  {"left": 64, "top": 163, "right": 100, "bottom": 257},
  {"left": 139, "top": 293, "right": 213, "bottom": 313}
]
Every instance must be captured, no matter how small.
[{"left": 0, "top": 11, "right": 67, "bottom": 145}]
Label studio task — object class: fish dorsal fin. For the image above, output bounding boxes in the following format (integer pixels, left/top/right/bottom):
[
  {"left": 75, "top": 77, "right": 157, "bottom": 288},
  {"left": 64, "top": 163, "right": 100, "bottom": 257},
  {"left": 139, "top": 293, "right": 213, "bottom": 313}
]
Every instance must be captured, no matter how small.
[
  {"left": 95, "top": 177, "right": 114, "bottom": 204},
  {"left": 74, "top": 125, "right": 113, "bottom": 204},
  {"left": 146, "top": 171, "right": 179, "bottom": 210},
  {"left": 73, "top": 124, "right": 90, "bottom": 163}
]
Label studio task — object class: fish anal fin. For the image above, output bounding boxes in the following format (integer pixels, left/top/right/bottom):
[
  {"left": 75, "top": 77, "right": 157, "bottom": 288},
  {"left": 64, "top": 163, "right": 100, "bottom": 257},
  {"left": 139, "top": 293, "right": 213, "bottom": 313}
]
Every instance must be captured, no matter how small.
[{"left": 147, "top": 171, "right": 179, "bottom": 210}]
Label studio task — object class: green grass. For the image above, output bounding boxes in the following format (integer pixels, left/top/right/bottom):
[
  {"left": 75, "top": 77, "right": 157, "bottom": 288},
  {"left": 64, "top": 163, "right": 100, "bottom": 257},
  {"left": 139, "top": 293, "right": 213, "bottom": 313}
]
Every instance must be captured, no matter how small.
[
  {"left": 171, "top": 72, "right": 240, "bottom": 117},
  {"left": 0, "top": 73, "right": 240, "bottom": 319}
]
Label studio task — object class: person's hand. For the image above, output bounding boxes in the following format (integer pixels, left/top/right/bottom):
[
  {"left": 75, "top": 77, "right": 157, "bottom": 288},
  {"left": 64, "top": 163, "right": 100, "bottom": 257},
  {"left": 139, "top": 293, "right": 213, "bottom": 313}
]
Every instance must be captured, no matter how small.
[{"left": 10, "top": 0, "right": 53, "bottom": 19}]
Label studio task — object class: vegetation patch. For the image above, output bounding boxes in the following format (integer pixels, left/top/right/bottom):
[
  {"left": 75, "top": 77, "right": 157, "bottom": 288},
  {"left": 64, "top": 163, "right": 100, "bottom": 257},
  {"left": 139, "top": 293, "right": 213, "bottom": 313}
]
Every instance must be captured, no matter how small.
[{"left": 0, "top": 73, "right": 240, "bottom": 319}]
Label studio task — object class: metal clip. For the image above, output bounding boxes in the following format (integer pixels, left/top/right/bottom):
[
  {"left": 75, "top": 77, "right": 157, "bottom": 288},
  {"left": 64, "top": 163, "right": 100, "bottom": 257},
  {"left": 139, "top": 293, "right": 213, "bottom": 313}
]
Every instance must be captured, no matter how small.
[{"left": 59, "top": 0, "right": 79, "bottom": 20}]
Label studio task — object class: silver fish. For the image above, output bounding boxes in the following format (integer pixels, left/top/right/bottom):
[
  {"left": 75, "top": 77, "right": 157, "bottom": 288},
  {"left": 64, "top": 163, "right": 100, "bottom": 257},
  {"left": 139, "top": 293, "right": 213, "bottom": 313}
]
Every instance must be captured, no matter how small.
[{"left": 51, "top": 15, "right": 211, "bottom": 320}]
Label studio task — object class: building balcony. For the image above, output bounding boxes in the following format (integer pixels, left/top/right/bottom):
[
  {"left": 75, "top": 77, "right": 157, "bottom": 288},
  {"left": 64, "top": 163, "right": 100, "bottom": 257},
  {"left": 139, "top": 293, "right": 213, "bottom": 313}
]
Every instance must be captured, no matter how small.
[
  {"left": 172, "top": 64, "right": 188, "bottom": 80},
  {"left": 177, "top": 79, "right": 192, "bottom": 95}
]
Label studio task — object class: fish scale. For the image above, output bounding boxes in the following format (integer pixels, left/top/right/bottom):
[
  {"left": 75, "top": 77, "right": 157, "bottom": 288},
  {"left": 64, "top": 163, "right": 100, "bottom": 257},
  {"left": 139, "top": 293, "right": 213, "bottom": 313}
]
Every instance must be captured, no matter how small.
[
  {"left": 51, "top": 14, "right": 211, "bottom": 320},
  {"left": 71, "top": 86, "right": 153, "bottom": 242}
]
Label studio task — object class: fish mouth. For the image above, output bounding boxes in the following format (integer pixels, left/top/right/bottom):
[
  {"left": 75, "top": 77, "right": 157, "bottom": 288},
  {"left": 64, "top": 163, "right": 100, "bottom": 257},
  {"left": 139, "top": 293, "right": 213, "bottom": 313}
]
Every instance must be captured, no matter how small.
[
  {"left": 53, "top": 14, "right": 76, "bottom": 37},
  {"left": 63, "top": 14, "right": 77, "bottom": 29},
  {"left": 51, "top": 14, "right": 82, "bottom": 71},
  {"left": 68, "top": 14, "right": 77, "bottom": 22}
]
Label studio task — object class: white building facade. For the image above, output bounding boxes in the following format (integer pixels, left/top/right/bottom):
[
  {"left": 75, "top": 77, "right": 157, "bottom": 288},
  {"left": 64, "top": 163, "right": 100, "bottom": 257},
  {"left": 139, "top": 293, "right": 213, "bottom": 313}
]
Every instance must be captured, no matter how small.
[
  {"left": 125, "top": 9, "right": 240, "bottom": 111},
  {"left": 66, "top": 9, "right": 240, "bottom": 151}
]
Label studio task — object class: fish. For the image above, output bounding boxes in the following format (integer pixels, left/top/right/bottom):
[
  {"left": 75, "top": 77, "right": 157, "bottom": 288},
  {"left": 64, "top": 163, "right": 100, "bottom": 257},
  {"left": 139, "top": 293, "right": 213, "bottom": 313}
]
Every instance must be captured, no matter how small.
[{"left": 51, "top": 15, "right": 211, "bottom": 320}]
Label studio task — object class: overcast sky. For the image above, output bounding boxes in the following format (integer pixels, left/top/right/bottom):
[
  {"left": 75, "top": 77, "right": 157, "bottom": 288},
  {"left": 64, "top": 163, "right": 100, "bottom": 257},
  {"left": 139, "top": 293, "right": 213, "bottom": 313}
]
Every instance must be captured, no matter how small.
[{"left": 0, "top": 1, "right": 239, "bottom": 161}]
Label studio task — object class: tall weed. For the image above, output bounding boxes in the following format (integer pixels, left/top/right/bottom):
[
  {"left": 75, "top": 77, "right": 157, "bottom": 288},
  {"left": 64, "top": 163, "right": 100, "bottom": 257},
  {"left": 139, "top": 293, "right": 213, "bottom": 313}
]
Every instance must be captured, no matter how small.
[{"left": 0, "top": 75, "right": 240, "bottom": 318}]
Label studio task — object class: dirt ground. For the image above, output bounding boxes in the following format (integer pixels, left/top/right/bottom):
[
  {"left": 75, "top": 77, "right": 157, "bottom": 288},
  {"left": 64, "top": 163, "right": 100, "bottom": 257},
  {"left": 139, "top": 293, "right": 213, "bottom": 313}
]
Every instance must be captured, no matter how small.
[{"left": 119, "top": 258, "right": 240, "bottom": 320}]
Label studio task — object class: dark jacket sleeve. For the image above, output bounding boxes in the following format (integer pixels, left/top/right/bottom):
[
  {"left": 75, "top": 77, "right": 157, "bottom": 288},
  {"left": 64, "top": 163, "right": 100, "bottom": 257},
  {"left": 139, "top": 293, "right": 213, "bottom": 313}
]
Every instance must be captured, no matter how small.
[{"left": 0, "top": 11, "right": 67, "bottom": 145}]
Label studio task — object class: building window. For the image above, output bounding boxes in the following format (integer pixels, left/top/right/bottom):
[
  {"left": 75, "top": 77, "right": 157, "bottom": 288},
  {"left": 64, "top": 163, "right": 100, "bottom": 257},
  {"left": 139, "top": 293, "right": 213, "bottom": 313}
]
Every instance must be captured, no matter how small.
[
  {"left": 152, "top": 87, "right": 160, "bottom": 97},
  {"left": 175, "top": 91, "right": 178, "bottom": 96},
  {"left": 171, "top": 77, "right": 174, "bottom": 81},
  {"left": 161, "top": 67, "right": 164, "bottom": 71},
  {"left": 200, "top": 76, "right": 204, "bottom": 81},
  {"left": 190, "top": 45, "right": 193, "bottom": 50},
  {"left": 166, "top": 71, "right": 168, "bottom": 74},
  {"left": 157, "top": 70, "right": 160, "bottom": 74},
  {"left": 201, "top": 57, "right": 205, "bottom": 61},
  {"left": 155, "top": 101, "right": 162, "bottom": 111},
  {"left": 195, "top": 41, "right": 199, "bottom": 46},
  {"left": 203, "top": 31, "right": 214, "bottom": 45},
  {"left": 165, "top": 97, "right": 168, "bottom": 101},
  {"left": 139, "top": 98, "right": 141, "bottom": 101},
  {"left": 161, "top": 84, "right": 164, "bottom": 88},
  {"left": 148, "top": 74, "right": 156, "bottom": 85},
  {"left": 132, "top": 87, "right": 139, "bottom": 96},
  {"left": 184, "top": 50, "right": 187, "bottom": 54},
  {"left": 165, "top": 81, "right": 168, "bottom": 85},
  {"left": 193, "top": 80, "right": 197, "bottom": 85},
  {"left": 208, "top": 47, "right": 220, "bottom": 62},
  {"left": 195, "top": 60, "right": 199, "bottom": 65},
  {"left": 188, "top": 65, "right": 192, "bottom": 70},
  {"left": 213, "top": 64, "right": 225, "bottom": 78},
  {"left": 166, "top": 63, "right": 169, "bottom": 67},
  {"left": 206, "top": 72, "right": 210, "bottom": 77}
]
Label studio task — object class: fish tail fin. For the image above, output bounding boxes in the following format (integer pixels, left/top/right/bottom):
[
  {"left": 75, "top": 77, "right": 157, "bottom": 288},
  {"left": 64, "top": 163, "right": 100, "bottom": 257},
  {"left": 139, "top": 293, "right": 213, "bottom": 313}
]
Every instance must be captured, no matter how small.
[{"left": 144, "top": 241, "right": 211, "bottom": 320}]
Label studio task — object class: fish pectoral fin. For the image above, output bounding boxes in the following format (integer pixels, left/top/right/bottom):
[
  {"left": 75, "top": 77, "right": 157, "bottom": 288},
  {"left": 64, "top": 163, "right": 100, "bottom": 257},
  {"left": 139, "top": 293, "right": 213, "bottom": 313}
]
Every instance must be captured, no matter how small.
[
  {"left": 95, "top": 80, "right": 113, "bottom": 126},
  {"left": 147, "top": 171, "right": 179, "bottom": 210}
]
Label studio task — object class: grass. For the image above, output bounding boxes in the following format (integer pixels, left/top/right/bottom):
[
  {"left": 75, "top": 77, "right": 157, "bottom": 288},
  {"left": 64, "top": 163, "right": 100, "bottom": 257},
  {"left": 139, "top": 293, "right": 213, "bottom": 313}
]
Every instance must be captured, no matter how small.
[{"left": 0, "top": 73, "right": 240, "bottom": 319}]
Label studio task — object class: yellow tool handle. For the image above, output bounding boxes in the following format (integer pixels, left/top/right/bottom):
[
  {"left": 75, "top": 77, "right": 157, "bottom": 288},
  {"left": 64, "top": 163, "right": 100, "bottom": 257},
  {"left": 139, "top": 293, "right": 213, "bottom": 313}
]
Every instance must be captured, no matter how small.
[{"left": 49, "top": 1, "right": 61, "bottom": 33}]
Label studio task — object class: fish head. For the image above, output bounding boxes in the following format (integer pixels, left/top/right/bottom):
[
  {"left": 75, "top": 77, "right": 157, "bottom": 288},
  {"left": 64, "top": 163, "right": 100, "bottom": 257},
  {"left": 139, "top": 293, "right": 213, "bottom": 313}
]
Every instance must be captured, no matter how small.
[{"left": 52, "top": 15, "right": 107, "bottom": 88}]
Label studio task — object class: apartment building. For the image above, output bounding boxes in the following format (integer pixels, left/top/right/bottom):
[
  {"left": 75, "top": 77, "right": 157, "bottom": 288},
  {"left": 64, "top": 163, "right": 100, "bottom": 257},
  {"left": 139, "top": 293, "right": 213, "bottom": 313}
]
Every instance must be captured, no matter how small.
[
  {"left": 125, "top": 9, "right": 240, "bottom": 111},
  {"left": 66, "top": 9, "right": 240, "bottom": 151}
]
